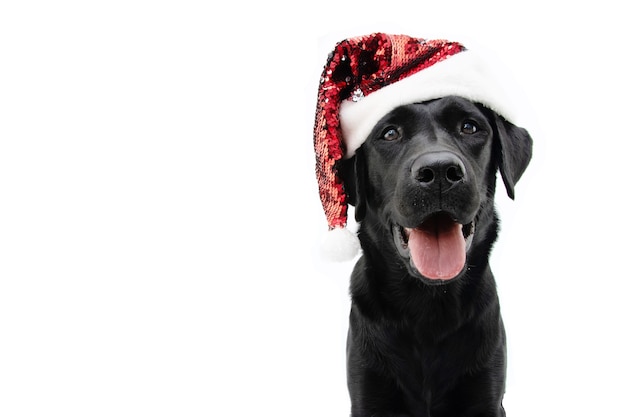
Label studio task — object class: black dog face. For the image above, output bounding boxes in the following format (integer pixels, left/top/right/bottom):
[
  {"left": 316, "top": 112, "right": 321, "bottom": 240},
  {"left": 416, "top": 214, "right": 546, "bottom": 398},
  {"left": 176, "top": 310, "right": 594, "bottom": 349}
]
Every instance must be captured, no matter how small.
[{"left": 339, "top": 96, "right": 532, "bottom": 285}]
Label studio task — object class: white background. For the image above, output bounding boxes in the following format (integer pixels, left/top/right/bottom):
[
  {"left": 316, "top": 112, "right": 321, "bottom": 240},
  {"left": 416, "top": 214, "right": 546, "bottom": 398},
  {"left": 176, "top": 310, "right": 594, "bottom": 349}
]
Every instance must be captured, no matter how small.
[{"left": 1, "top": 1, "right": 625, "bottom": 416}]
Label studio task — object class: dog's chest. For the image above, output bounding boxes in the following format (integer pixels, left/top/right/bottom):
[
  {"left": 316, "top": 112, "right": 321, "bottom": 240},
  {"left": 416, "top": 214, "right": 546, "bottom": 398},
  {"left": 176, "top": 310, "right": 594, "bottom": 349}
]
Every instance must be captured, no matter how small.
[{"left": 392, "top": 324, "right": 472, "bottom": 395}]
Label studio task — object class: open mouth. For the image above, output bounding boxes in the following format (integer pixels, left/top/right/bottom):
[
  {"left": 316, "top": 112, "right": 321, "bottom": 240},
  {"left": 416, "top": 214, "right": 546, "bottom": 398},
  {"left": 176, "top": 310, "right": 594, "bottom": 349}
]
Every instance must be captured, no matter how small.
[{"left": 393, "top": 212, "right": 475, "bottom": 283}]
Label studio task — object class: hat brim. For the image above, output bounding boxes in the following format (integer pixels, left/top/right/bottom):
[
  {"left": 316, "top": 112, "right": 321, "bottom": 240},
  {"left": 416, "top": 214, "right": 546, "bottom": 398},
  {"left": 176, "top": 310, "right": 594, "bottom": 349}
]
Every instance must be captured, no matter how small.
[{"left": 339, "top": 50, "right": 519, "bottom": 158}]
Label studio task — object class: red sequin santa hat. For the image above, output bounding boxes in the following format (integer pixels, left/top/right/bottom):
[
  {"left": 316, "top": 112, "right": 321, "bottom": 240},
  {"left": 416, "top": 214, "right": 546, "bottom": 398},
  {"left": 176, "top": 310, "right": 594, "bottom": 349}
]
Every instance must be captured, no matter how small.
[{"left": 313, "top": 33, "right": 518, "bottom": 261}]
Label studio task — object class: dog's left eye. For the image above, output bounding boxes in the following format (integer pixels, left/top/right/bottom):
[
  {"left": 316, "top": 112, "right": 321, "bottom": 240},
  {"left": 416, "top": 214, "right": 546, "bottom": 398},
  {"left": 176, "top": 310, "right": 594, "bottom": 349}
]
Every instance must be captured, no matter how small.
[
  {"left": 461, "top": 121, "right": 479, "bottom": 135},
  {"left": 382, "top": 127, "right": 401, "bottom": 141}
]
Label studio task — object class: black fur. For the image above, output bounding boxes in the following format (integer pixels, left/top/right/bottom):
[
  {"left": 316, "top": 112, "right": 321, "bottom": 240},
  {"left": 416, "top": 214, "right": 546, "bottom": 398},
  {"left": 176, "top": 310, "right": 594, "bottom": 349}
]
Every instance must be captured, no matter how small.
[{"left": 337, "top": 96, "right": 532, "bottom": 417}]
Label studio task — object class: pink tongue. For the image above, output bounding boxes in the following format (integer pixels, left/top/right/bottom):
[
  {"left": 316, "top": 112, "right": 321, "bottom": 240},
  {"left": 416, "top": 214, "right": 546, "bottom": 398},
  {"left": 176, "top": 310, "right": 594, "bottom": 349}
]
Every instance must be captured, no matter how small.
[{"left": 407, "top": 217, "right": 466, "bottom": 280}]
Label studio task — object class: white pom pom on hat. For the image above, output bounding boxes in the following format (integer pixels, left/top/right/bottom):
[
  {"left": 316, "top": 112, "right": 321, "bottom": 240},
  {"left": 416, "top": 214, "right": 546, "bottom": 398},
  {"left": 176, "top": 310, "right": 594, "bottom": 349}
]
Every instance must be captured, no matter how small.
[
  {"left": 313, "top": 33, "right": 518, "bottom": 262},
  {"left": 320, "top": 227, "right": 361, "bottom": 262}
]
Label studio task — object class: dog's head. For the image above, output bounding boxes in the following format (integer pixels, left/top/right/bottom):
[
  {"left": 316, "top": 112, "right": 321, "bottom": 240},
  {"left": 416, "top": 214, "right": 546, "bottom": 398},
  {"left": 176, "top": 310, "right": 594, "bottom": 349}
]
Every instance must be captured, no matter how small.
[{"left": 339, "top": 96, "right": 532, "bottom": 285}]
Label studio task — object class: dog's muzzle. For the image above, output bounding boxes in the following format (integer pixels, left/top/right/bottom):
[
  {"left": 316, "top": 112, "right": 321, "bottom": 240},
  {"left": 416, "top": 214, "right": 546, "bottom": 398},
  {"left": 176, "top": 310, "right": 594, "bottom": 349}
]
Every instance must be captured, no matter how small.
[{"left": 392, "top": 151, "right": 477, "bottom": 284}]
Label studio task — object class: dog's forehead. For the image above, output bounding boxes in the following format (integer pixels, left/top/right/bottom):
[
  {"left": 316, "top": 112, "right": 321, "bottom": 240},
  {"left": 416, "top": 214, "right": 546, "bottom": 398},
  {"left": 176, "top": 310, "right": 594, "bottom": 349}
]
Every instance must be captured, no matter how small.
[
  {"left": 372, "top": 96, "right": 487, "bottom": 128},
  {"left": 387, "top": 97, "right": 483, "bottom": 120}
]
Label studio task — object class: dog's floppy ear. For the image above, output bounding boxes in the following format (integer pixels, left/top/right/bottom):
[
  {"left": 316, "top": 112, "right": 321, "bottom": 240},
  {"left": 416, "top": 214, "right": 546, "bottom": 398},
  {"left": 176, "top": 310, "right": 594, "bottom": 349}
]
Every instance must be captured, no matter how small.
[
  {"left": 337, "top": 151, "right": 367, "bottom": 222},
  {"left": 493, "top": 115, "right": 533, "bottom": 200}
]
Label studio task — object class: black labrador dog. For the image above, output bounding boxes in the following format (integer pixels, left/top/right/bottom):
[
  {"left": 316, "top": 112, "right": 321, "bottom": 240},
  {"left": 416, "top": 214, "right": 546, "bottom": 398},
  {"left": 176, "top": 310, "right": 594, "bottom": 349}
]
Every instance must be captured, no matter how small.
[{"left": 337, "top": 96, "right": 532, "bottom": 417}]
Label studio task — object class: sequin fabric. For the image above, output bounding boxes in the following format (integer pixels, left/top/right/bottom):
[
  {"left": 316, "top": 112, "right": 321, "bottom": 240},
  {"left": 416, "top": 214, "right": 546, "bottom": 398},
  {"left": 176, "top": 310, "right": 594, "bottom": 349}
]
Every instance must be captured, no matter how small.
[{"left": 313, "top": 33, "right": 465, "bottom": 230}]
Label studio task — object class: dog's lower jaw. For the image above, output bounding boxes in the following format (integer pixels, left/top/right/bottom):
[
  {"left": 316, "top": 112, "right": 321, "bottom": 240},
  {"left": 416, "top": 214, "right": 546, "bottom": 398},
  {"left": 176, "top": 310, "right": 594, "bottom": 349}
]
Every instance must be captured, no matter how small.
[{"left": 392, "top": 214, "right": 475, "bottom": 285}]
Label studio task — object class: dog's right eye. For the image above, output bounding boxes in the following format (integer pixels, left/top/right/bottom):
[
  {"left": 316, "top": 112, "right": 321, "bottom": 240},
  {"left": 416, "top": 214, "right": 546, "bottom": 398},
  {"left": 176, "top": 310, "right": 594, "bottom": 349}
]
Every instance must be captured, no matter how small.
[
  {"left": 461, "top": 121, "right": 479, "bottom": 135},
  {"left": 382, "top": 127, "right": 401, "bottom": 141}
]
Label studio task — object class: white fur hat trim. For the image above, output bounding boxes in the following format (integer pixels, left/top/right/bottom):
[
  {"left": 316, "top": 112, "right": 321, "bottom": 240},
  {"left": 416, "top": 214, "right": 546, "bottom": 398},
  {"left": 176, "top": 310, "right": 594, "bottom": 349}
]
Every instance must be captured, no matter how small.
[{"left": 339, "top": 50, "right": 518, "bottom": 158}]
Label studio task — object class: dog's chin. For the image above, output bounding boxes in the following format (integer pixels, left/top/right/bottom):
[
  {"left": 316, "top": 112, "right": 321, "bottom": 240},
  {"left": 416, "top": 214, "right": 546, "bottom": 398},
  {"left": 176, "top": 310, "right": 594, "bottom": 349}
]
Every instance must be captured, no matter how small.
[{"left": 392, "top": 212, "right": 475, "bottom": 286}]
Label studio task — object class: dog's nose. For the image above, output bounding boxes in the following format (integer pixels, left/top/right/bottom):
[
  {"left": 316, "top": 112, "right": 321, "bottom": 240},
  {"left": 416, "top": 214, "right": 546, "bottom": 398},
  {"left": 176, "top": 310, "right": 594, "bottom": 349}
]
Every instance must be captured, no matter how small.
[{"left": 411, "top": 152, "right": 466, "bottom": 189}]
